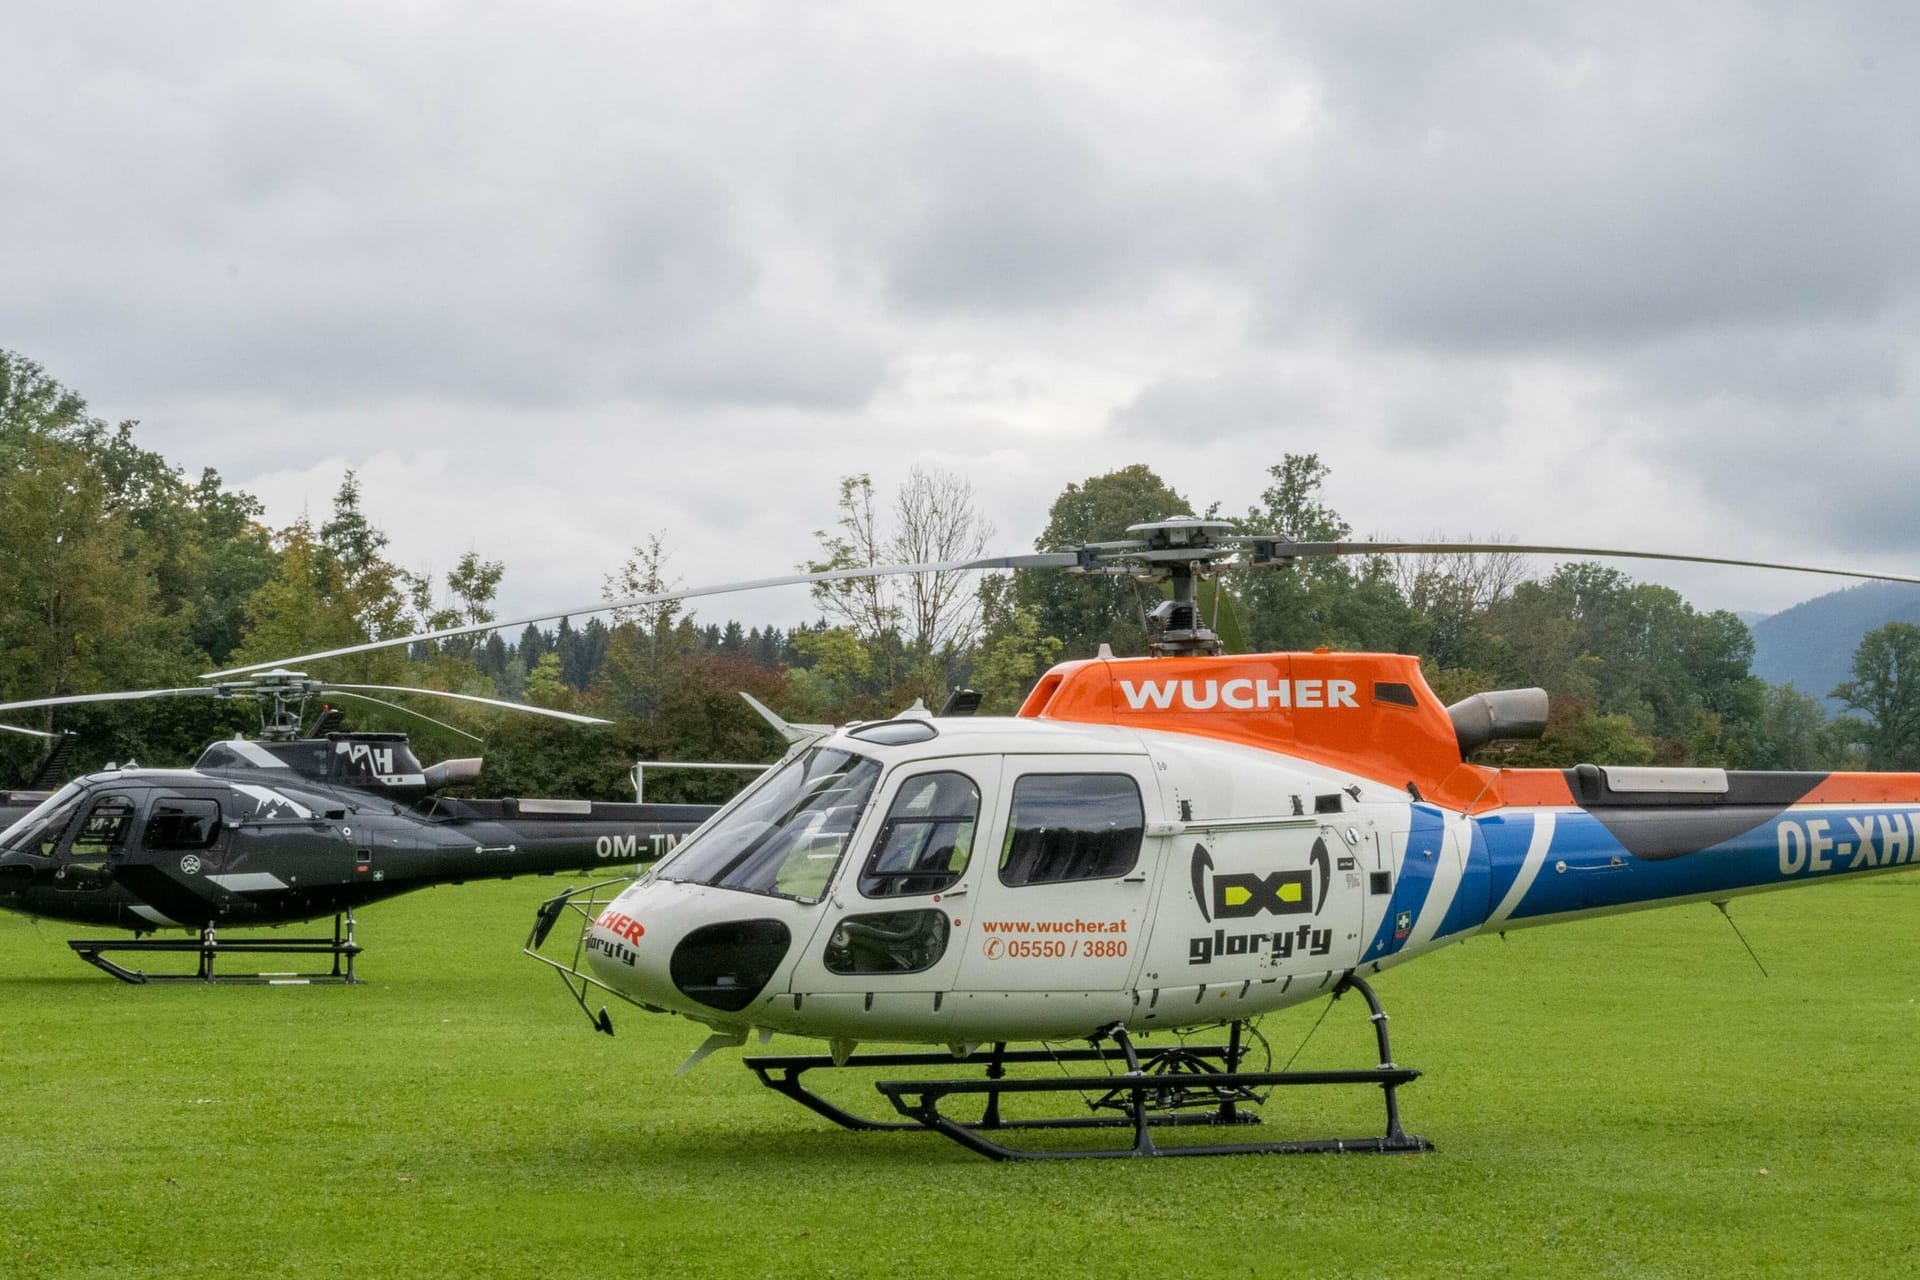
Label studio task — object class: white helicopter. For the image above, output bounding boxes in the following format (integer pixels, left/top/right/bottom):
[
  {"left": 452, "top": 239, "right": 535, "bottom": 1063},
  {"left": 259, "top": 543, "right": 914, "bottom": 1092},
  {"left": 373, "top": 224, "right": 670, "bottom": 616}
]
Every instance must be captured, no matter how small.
[{"left": 214, "top": 520, "right": 1920, "bottom": 1160}]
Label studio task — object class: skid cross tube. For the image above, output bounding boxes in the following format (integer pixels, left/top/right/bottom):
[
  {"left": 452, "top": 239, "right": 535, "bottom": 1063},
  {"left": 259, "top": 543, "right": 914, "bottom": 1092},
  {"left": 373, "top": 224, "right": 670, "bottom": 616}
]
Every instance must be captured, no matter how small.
[
  {"left": 875, "top": 1056, "right": 1427, "bottom": 1160},
  {"left": 745, "top": 974, "right": 1433, "bottom": 1160},
  {"left": 69, "top": 911, "right": 362, "bottom": 985},
  {"left": 743, "top": 1043, "right": 1259, "bottom": 1133}
]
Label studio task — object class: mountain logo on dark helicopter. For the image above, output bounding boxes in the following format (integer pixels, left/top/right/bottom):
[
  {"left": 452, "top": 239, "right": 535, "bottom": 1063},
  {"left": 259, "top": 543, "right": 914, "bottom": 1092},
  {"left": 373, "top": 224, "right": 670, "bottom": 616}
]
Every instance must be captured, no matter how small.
[
  {"left": 1189, "top": 839, "right": 1332, "bottom": 923},
  {"left": 231, "top": 783, "right": 313, "bottom": 821},
  {"left": 180, "top": 855, "right": 202, "bottom": 876}
]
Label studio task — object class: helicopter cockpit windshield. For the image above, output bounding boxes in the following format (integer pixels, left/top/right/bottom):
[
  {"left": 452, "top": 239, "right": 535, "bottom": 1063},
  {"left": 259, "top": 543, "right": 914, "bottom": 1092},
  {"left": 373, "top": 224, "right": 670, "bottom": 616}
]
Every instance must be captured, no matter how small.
[
  {"left": 656, "top": 746, "right": 882, "bottom": 902},
  {"left": 0, "top": 780, "right": 90, "bottom": 855}
]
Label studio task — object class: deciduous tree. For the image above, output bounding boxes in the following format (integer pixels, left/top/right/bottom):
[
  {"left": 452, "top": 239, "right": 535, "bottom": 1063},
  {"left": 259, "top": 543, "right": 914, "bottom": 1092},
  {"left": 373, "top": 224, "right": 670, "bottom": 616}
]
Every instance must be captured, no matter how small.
[
  {"left": 1018, "top": 464, "right": 1192, "bottom": 658},
  {"left": 1833, "top": 622, "right": 1920, "bottom": 768}
]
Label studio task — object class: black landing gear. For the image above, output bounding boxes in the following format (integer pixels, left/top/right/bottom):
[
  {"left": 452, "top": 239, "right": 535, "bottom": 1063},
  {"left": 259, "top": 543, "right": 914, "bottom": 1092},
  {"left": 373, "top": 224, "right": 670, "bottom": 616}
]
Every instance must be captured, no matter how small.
[
  {"left": 69, "top": 911, "right": 363, "bottom": 985},
  {"left": 743, "top": 974, "right": 1432, "bottom": 1160}
]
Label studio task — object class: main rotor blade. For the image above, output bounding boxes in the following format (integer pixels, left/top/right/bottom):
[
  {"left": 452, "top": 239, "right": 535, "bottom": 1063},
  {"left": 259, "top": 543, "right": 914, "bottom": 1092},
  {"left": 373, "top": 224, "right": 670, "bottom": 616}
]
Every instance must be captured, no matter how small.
[
  {"left": 206, "top": 533, "right": 1916, "bottom": 681},
  {"left": 203, "top": 551, "right": 1081, "bottom": 677},
  {"left": 0, "top": 722, "right": 58, "bottom": 740},
  {"left": 1263, "top": 541, "right": 1920, "bottom": 585},
  {"left": 0, "top": 686, "right": 224, "bottom": 715},
  {"left": 317, "top": 691, "right": 485, "bottom": 743},
  {"left": 322, "top": 684, "right": 613, "bottom": 727}
]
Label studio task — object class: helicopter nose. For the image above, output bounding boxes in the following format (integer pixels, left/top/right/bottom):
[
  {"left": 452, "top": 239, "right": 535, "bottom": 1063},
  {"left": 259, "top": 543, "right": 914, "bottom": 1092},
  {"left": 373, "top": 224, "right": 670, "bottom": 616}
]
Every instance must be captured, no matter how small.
[
  {"left": 583, "top": 885, "right": 676, "bottom": 1006},
  {"left": 660, "top": 919, "right": 793, "bottom": 1014},
  {"left": 0, "top": 858, "right": 33, "bottom": 895},
  {"left": 584, "top": 883, "right": 794, "bottom": 1018}
]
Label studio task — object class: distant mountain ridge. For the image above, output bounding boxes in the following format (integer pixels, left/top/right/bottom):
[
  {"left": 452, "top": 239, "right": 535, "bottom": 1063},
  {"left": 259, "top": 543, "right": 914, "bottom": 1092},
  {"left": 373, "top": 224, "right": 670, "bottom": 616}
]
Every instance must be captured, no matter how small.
[{"left": 1747, "top": 581, "right": 1920, "bottom": 711}]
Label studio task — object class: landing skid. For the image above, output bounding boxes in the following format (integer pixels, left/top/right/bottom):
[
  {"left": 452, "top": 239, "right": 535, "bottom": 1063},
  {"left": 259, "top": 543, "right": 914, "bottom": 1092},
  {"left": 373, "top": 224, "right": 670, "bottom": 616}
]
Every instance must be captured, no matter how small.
[
  {"left": 744, "top": 974, "right": 1432, "bottom": 1160},
  {"left": 69, "top": 912, "right": 363, "bottom": 985}
]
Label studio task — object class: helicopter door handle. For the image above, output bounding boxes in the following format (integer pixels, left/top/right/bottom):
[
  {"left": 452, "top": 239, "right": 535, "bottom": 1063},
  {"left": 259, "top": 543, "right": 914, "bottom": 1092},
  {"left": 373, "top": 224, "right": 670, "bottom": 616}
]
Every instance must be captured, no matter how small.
[
  {"left": 1121, "top": 873, "right": 1147, "bottom": 884},
  {"left": 942, "top": 885, "right": 968, "bottom": 898}
]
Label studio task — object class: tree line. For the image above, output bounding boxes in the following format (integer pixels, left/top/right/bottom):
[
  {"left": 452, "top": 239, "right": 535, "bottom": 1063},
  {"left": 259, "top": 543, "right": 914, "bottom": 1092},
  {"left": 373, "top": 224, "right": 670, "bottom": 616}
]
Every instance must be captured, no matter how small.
[{"left": 4, "top": 348, "right": 1915, "bottom": 802}]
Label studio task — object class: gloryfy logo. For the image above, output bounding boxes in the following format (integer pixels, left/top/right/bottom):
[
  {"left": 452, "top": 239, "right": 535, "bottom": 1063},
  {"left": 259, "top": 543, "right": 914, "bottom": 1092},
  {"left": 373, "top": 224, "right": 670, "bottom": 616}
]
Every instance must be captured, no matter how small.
[
  {"left": 1191, "top": 841, "right": 1332, "bottom": 922},
  {"left": 1188, "top": 841, "right": 1337, "bottom": 965},
  {"left": 1117, "top": 678, "right": 1359, "bottom": 712}
]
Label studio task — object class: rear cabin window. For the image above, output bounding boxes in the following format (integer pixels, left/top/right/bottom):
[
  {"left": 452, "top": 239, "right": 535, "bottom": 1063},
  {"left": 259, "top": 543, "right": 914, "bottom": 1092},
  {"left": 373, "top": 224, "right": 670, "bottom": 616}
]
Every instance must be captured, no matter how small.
[
  {"left": 859, "top": 771, "right": 979, "bottom": 898},
  {"left": 998, "top": 774, "right": 1144, "bottom": 887},
  {"left": 145, "top": 799, "right": 222, "bottom": 851}
]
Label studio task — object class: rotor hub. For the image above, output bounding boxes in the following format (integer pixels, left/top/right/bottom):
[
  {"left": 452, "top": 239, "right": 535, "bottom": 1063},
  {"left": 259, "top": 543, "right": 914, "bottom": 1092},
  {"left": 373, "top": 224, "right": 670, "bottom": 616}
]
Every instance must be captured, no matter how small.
[
  {"left": 1117, "top": 519, "right": 1241, "bottom": 574},
  {"left": 1113, "top": 523, "right": 1234, "bottom": 657}
]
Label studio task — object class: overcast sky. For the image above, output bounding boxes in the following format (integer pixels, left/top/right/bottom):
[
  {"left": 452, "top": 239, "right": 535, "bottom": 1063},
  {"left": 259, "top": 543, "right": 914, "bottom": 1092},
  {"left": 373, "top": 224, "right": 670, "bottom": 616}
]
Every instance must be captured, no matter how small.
[{"left": 5, "top": 2, "right": 1916, "bottom": 632}]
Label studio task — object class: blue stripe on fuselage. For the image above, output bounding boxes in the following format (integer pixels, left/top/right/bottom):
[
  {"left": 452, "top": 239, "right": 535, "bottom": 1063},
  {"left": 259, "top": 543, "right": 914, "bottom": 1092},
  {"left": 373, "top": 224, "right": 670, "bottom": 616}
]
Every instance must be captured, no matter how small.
[
  {"left": 1478, "top": 812, "right": 1542, "bottom": 911},
  {"left": 1434, "top": 815, "right": 1492, "bottom": 940},
  {"left": 1363, "top": 804, "right": 1447, "bottom": 962}
]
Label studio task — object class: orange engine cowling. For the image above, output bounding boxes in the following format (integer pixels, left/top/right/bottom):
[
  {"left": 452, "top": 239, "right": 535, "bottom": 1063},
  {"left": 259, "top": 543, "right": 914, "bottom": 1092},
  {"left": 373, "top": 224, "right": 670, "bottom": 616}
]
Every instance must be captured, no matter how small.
[{"left": 1018, "top": 651, "right": 1501, "bottom": 808}]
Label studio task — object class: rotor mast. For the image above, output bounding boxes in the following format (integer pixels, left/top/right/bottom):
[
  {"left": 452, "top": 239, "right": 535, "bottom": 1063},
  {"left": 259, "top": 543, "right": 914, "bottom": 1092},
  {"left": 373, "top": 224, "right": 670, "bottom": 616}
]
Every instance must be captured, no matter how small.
[
  {"left": 1114, "top": 519, "right": 1240, "bottom": 658},
  {"left": 250, "top": 670, "right": 318, "bottom": 741}
]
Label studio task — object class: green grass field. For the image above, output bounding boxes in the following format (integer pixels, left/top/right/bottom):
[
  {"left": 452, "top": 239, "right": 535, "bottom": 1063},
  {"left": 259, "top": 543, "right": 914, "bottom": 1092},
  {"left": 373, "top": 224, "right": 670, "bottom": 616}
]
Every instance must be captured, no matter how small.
[{"left": 3, "top": 872, "right": 1917, "bottom": 1279}]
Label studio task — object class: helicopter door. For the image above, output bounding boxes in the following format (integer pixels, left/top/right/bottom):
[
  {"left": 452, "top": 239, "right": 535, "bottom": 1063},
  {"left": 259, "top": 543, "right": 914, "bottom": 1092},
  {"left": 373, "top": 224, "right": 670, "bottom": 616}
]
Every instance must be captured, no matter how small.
[
  {"left": 1136, "top": 820, "right": 1368, "bottom": 1008},
  {"left": 953, "top": 758, "right": 1155, "bottom": 997},
  {"left": 142, "top": 794, "right": 231, "bottom": 877},
  {"left": 787, "top": 761, "right": 994, "bottom": 1035}
]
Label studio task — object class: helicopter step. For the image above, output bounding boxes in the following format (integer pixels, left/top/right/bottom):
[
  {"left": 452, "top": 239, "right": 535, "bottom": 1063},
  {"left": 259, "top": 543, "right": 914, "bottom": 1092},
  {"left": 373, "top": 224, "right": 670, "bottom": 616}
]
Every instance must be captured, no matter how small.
[
  {"left": 746, "top": 976, "right": 1432, "bottom": 1160},
  {"left": 68, "top": 912, "right": 363, "bottom": 985}
]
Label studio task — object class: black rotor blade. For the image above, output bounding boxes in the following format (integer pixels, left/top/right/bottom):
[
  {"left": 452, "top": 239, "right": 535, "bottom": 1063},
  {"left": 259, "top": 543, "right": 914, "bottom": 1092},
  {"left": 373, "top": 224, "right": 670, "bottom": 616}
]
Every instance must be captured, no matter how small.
[
  {"left": 1254, "top": 540, "right": 1920, "bottom": 585},
  {"left": 317, "top": 691, "right": 485, "bottom": 743},
  {"left": 322, "top": 684, "right": 610, "bottom": 727},
  {"left": 203, "top": 551, "right": 1082, "bottom": 677}
]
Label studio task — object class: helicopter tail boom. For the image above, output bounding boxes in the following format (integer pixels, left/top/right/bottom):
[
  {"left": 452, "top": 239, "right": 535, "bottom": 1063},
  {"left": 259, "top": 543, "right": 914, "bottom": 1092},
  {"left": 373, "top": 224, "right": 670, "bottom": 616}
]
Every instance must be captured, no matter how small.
[{"left": 1471, "top": 772, "right": 1920, "bottom": 937}]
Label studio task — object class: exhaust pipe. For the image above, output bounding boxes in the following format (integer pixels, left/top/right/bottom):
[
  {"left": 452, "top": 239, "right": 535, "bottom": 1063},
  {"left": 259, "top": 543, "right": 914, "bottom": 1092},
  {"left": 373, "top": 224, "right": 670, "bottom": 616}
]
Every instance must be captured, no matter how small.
[{"left": 1446, "top": 689, "right": 1549, "bottom": 756}]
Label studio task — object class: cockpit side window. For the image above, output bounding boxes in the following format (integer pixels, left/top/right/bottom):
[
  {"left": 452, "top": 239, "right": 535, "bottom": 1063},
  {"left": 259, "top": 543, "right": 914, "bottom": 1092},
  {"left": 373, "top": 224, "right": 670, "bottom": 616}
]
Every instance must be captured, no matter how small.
[
  {"left": 145, "top": 798, "right": 222, "bottom": 851},
  {"left": 859, "top": 771, "right": 979, "bottom": 898},
  {"left": 70, "top": 795, "right": 137, "bottom": 858},
  {"left": 998, "top": 774, "right": 1144, "bottom": 887}
]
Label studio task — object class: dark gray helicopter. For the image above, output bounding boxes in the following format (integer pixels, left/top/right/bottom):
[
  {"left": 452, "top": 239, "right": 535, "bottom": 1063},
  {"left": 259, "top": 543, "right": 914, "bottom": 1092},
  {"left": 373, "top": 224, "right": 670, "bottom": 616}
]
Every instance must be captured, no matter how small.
[{"left": 0, "top": 671, "right": 722, "bottom": 983}]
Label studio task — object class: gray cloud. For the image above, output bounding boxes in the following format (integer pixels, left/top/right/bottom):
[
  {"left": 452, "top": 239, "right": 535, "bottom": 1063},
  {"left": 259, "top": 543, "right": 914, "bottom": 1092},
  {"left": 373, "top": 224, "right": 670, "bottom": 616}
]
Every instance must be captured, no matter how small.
[
  {"left": 1196, "top": 4, "right": 1920, "bottom": 353},
  {"left": 868, "top": 57, "right": 1160, "bottom": 312},
  {"left": 3, "top": 1, "right": 1918, "bottom": 623},
  {"left": 1112, "top": 365, "right": 1336, "bottom": 440}
]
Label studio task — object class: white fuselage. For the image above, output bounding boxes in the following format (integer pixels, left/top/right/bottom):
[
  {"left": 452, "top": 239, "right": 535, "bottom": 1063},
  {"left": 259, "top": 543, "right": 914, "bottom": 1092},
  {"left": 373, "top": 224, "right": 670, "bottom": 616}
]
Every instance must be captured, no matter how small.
[{"left": 582, "top": 718, "right": 1466, "bottom": 1046}]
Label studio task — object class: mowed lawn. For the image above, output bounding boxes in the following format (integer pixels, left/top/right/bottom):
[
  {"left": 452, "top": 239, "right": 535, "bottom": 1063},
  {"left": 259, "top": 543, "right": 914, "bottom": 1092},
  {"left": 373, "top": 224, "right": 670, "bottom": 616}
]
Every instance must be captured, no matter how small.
[{"left": 3, "top": 870, "right": 1918, "bottom": 1280}]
